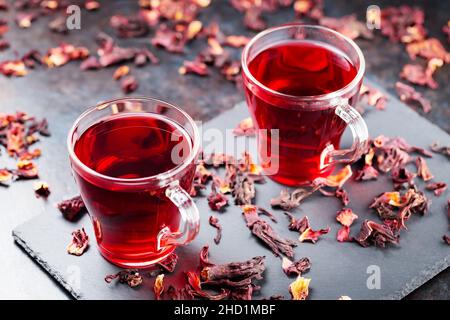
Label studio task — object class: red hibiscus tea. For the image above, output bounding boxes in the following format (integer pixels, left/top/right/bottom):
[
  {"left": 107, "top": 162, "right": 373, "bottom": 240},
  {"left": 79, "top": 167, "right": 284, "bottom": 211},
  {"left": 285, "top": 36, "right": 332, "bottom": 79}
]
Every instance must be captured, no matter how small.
[
  {"left": 69, "top": 100, "right": 200, "bottom": 268},
  {"left": 243, "top": 25, "right": 367, "bottom": 186}
]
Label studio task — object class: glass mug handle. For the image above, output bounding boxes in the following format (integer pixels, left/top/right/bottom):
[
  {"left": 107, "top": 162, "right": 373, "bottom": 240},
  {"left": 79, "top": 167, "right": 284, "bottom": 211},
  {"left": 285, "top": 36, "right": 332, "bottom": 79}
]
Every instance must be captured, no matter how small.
[
  {"left": 324, "top": 99, "right": 369, "bottom": 166},
  {"left": 157, "top": 181, "right": 200, "bottom": 251}
]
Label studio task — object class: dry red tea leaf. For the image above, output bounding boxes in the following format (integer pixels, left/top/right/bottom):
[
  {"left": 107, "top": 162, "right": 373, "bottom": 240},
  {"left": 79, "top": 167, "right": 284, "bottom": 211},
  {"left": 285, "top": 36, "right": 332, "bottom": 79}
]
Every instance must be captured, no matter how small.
[
  {"left": 232, "top": 175, "right": 255, "bottom": 205},
  {"left": 415, "top": 156, "right": 434, "bottom": 181},
  {"left": 444, "top": 235, "right": 450, "bottom": 245},
  {"left": 157, "top": 252, "right": 178, "bottom": 273},
  {"left": 271, "top": 188, "right": 315, "bottom": 211},
  {"left": 380, "top": 6, "right": 425, "bottom": 43},
  {"left": 430, "top": 141, "right": 450, "bottom": 159},
  {"left": 110, "top": 15, "right": 149, "bottom": 38},
  {"left": 34, "top": 181, "right": 50, "bottom": 198},
  {"left": 207, "top": 184, "right": 228, "bottom": 211},
  {"left": 112, "top": 65, "right": 130, "bottom": 80},
  {"left": 200, "top": 249, "right": 265, "bottom": 296},
  {"left": 354, "top": 220, "right": 399, "bottom": 248},
  {"left": 0, "top": 168, "right": 13, "bottom": 186},
  {"left": 359, "top": 84, "right": 387, "bottom": 111},
  {"left": 391, "top": 166, "right": 416, "bottom": 190},
  {"left": 85, "top": 0, "right": 100, "bottom": 11},
  {"left": 16, "top": 160, "right": 38, "bottom": 179},
  {"left": 294, "top": 0, "right": 323, "bottom": 19},
  {"left": 289, "top": 276, "right": 310, "bottom": 300},
  {"left": 121, "top": 76, "right": 139, "bottom": 93},
  {"left": 395, "top": 81, "right": 431, "bottom": 113},
  {"left": 15, "top": 12, "right": 37, "bottom": 28},
  {"left": 57, "top": 195, "right": 86, "bottom": 221},
  {"left": 0, "top": 39, "right": 9, "bottom": 51},
  {"left": 425, "top": 182, "right": 447, "bottom": 197},
  {"left": 178, "top": 59, "right": 209, "bottom": 76},
  {"left": 284, "top": 213, "right": 310, "bottom": 233},
  {"left": 153, "top": 274, "right": 164, "bottom": 300},
  {"left": 299, "top": 225, "right": 330, "bottom": 243},
  {"left": 186, "top": 271, "right": 229, "bottom": 300},
  {"left": 400, "top": 59, "right": 443, "bottom": 89},
  {"left": 319, "top": 15, "right": 373, "bottom": 40},
  {"left": 151, "top": 23, "right": 186, "bottom": 53},
  {"left": 406, "top": 38, "right": 450, "bottom": 63},
  {"left": 43, "top": 44, "right": 90, "bottom": 68},
  {"left": 281, "top": 257, "right": 311, "bottom": 277},
  {"left": 337, "top": 226, "right": 351, "bottom": 242},
  {"left": 0, "top": 60, "right": 27, "bottom": 77},
  {"left": 105, "top": 269, "right": 143, "bottom": 288},
  {"left": 224, "top": 35, "right": 250, "bottom": 48},
  {"left": 67, "top": 228, "right": 89, "bottom": 256},
  {"left": 336, "top": 208, "right": 358, "bottom": 227},
  {"left": 209, "top": 215, "right": 222, "bottom": 244},
  {"left": 243, "top": 205, "right": 296, "bottom": 258},
  {"left": 233, "top": 117, "right": 255, "bottom": 137},
  {"left": 244, "top": 7, "right": 266, "bottom": 31}
]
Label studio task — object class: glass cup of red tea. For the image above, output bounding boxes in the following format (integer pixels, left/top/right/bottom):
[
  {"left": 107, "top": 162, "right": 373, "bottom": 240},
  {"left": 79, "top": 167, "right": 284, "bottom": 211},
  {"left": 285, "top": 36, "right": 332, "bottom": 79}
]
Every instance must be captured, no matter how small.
[
  {"left": 67, "top": 97, "right": 200, "bottom": 268},
  {"left": 242, "top": 24, "right": 369, "bottom": 186}
]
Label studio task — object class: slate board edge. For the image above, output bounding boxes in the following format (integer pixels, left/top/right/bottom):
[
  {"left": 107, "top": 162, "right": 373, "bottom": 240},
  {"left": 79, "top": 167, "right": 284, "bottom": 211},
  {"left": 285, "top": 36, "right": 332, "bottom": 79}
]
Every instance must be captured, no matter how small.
[
  {"left": 382, "top": 255, "right": 449, "bottom": 300},
  {"left": 12, "top": 229, "right": 81, "bottom": 300}
]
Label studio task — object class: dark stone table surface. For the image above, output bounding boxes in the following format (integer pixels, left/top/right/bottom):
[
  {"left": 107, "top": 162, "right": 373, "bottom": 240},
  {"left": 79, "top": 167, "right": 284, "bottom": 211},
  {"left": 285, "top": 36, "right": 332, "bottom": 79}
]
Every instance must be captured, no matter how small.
[{"left": 0, "top": 0, "right": 448, "bottom": 299}]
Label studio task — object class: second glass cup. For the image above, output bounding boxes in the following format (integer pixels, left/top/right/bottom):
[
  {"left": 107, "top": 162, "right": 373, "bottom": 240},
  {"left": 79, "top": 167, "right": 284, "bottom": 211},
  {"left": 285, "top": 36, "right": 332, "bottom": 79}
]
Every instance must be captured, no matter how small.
[
  {"left": 242, "top": 24, "right": 369, "bottom": 186},
  {"left": 67, "top": 97, "right": 200, "bottom": 268}
]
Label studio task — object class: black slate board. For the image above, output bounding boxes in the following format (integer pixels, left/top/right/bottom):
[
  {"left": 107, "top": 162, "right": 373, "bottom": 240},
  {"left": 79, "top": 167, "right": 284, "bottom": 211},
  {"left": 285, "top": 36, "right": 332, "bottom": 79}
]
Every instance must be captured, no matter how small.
[{"left": 13, "top": 81, "right": 450, "bottom": 300}]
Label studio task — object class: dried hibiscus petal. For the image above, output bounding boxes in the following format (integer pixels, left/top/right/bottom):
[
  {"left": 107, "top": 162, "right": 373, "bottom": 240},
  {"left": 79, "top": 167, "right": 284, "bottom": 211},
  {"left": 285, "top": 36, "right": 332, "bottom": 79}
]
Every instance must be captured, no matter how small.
[
  {"left": 319, "top": 15, "right": 372, "bottom": 40},
  {"left": 178, "top": 59, "right": 209, "bottom": 76},
  {"left": 406, "top": 38, "right": 450, "bottom": 63},
  {"left": 400, "top": 60, "right": 442, "bottom": 89},
  {"left": 380, "top": 6, "right": 425, "bottom": 43},
  {"left": 443, "top": 235, "right": 450, "bottom": 245},
  {"left": 244, "top": 7, "right": 266, "bottom": 31},
  {"left": 233, "top": 117, "right": 255, "bottom": 136},
  {"left": 425, "top": 182, "right": 447, "bottom": 197},
  {"left": 282, "top": 257, "right": 311, "bottom": 276},
  {"left": 232, "top": 174, "right": 255, "bottom": 205},
  {"left": 113, "top": 65, "right": 130, "bottom": 80},
  {"left": 0, "top": 169, "right": 13, "bottom": 186},
  {"left": 34, "top": 181, "right": 50, "bottom": 198},
  {"left": 336, "top": 208, "right": 358, "bottom": 227},
  {"left": 186, "top": 271, "right": 229, "bottom": 300},
  {"left": 337, "top": 226, "right": 351, "bottom": 242},
  {"left": 224, "top": 35, "right": 250, "bottom": 48},
  {"left": 57, "top": 195, "right": 86, "bottom": 221},
  {"left": 121, "top": 76, "right": 139, "bottom": 93},
  {"left": 396, "top": 81, "right": 431, "bottom": 113},
  {"left": 67, "top": 228, "right": 89, "bottom": 256},
  {"left": 284, "top": 213, "right": 310, "bottom": 233},
  {"left": 0, "top": 60, "right": 27, "bottom": 77},
  {"left": 271, "top": 188, "right": 314, "bottom": 211},
  {"left": 391, "top": 166, "right": 416, "bottom": 190},
  {"left": 157, "top": 252, "right": 178, "bottom": 273},
  {"left": 289, "top": 276, "right": 310, "bottom": 300},
  {"left": 15, "top": 12, "right": 37, "bottom": 28},
  {"left": 209, "top": 215, "right": 222, "bottom": 244},
  {"left": 151, "top": 23, "right": 186, "bottom": 53},
  {"left": 105, "top": 269, "right": 143, "bottom": 288},
  {"left": 430, "top": 142, "right": 450, "bottom": 159},
  {"left": 415, "top": 156, "right": 433, "bottom": 181},
  {"left": 299, "top": 225, "right": 330, "bottom": 243},
  {"left": 359, "top": 84, "right": 387, "bottom": 111},
  {"left": 153, "top": 274, "right": 164, "bottom": 300},
  {"left": 15, "top": 160, "right": 38, "bottom": 179},
  {"left": 207, "top": 184, "right": 228, "bottom": 211},
  {"left": 243, "top": 205, "right": 296, "bottom": 258},
  {"left": 354, "top": 220, "right": 399, "bottom": 248},
  {"left": 199, "top": 245, "right": 214, "bottom": 268}
]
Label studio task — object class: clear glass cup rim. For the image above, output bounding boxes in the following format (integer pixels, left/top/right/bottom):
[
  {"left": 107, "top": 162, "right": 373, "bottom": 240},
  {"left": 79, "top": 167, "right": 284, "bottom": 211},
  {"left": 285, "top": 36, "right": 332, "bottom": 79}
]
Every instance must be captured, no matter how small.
[
  {"left": 67, "top": 96, "right": 200, "bottom": 187},
  {"left": 241, "top": 23, "right": 366, "bottom": 103}
]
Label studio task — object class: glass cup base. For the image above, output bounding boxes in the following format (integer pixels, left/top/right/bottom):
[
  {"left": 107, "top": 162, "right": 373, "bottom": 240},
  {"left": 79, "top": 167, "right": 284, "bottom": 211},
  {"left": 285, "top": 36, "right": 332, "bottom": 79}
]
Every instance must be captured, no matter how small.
[{"left": 97, "top": 244, "right": 176, "bottom": 268}]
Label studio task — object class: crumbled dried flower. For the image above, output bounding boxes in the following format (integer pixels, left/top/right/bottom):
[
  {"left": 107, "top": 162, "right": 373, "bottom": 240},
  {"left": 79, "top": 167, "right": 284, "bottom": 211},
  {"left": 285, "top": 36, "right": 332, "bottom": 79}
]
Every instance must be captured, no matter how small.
[
  {"left": 289, "top": 276, "right": 310, "bottom": 300},
  {"left": 34, "top": 181, "right": 50, "bottom": 198},
  {"left": 271, "top": 188, "right": 314, "bottom": 211},
  {"left": 121, "top": 76, "right": 139, "bottom": 93},
  {"left": 415, "top": 156, "right": 433, "bottom": 181},
  {"left": 337, "top": 226, "right": 351, "bottom": 242},
  {"left": 157, "top": 252, "right": 178, "bottom": 273},
  {"left": 186, "top": 271, "right": 229, "bottom": 300},
  {"left": 336, "top": 208, "right": 358, "bottom": 227},
  {"left": 57, "top": 195, "right": 86, "bottom": 221},
  {"left": 153, "top": 274, "right": 164, "bottom": 300},
  {"left": 299, "top": 226, "right": 330, "bottom": 243},
  {"left": 0, "top": 60, "right": 27, "bottom": 77},
  {"left": 406, "top": 38, "right": 450, "bottom": 63},
  {"left": 113, "top": 65, "right": 130, "bottom": 80},
  {"left": 319, "top": 15, "right": 372, "bottom": 40},
  {"left": 67, "top": 228, "right": 89, "bottom": 256},
  {"left": 233, "top": 117, "right": 255, "bottom": 136},
  {"left": 207, "top": 184, "right": 228, "bottom": 211},
  {"left": 224, "top": 35, "right": 250, "bottom": 48},
  {"left": 16, "top": 160, "right": 38, "bottom": 179},
  {"left": 354, "top": 220, "right": 399, "bottom": 248},
  {"left": 209, "top": 215, "right": 222, "bottom": 244},
  {"left": 430, "top": 142, "right": 450, "bottom": 159},
  {"left": 425, "top": 182, "right": 447, "bottom": 197},
  {"left": 395, "top": 81, "right": 431, "bottom": 113},
  {"left": 105, "top": 269, "right": 143, "bottom": 288},
  {"left": 178, "top": 59, "right": 209, "bottom": 76},
  {"left": 282, "top": 257, "right": 311, "bottom": 276}
]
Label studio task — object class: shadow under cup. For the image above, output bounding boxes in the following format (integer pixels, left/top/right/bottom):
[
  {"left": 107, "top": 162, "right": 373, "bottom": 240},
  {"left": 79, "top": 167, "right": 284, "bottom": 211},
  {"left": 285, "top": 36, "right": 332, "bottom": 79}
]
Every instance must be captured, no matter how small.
[
  {"left": 67, "top": 98, "right": 200, "bottom": 268},
  {"left": 242, "top": 24, "right": 368, "bottom": 186}
]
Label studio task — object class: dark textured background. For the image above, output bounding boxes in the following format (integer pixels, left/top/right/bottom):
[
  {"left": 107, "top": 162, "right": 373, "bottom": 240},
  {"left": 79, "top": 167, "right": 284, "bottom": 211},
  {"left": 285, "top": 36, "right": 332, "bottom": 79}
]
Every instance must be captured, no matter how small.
[{"left": 0, "top": 0, "right": 448, "bottom": 299}]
